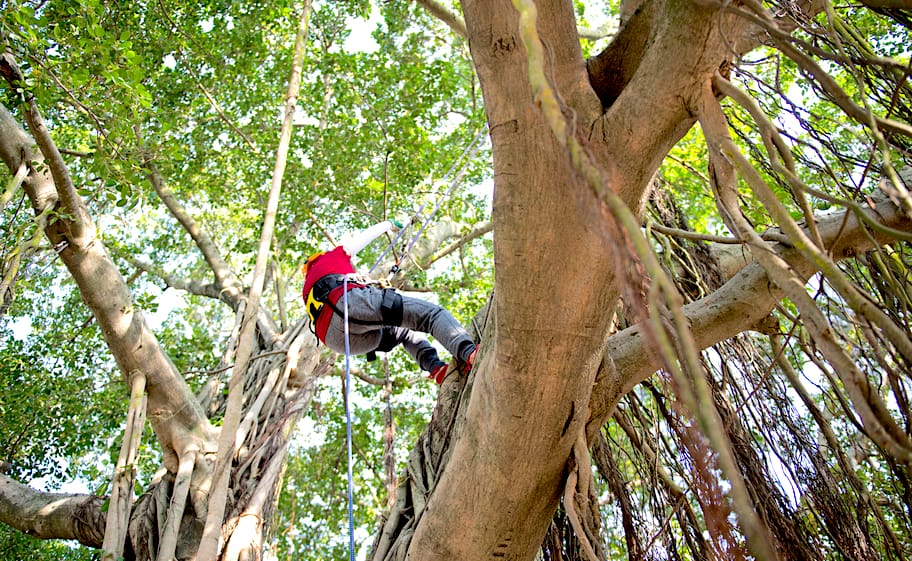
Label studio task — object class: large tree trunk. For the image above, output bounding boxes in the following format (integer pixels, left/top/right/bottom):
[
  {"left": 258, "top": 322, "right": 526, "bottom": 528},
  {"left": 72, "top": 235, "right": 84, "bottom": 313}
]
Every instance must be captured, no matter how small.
[
  {"left": 387, "top": 0, "right": 746, "bottom": 559},
  {"left": 401, "top": 1, "right": 616, "bottom": 559},
  {"left": 369, "top": 1, "right": 911, "bottom": 560}
]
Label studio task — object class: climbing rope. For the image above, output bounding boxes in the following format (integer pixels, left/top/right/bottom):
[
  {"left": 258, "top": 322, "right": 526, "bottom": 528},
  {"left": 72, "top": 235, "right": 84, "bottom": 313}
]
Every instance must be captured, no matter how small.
[
  {"left": 368, "top": 126, "right": 488, "bottom": 278},
  {"left": 340, "top": 127, "right": 487, "bottom": 561},
  {"left": 342, "top": 276, "right": 356, "bottom": 561}
]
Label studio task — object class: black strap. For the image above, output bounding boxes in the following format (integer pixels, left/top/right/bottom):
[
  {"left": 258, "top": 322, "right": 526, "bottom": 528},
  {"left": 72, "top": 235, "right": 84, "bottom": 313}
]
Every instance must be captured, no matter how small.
[
  {"left": 311, "top": 274, "right": 345, "bottom": 302},
  {"left": 366, "top": 328, "right": 400, "bottom": 362},
  {"left": 379, "top": 289, "right": 403, "bottom": 326},
  {"left": 313, "top": 275, "right": 385, "bottom": 327}
]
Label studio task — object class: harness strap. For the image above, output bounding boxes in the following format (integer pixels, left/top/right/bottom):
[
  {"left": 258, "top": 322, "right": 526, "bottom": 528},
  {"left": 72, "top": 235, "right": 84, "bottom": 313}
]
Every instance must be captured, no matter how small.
[
  {"left": 310, "top": 274, "right": 393, "bottom": 343},
  {"left": 379, "top": 289, "right": 403, "bottom": 326}
]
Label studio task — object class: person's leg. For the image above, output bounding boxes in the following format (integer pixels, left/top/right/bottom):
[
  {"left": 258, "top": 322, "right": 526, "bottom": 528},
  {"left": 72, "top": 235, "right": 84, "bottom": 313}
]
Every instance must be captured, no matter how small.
[
  {"left": 382, "top": 326, "right": 444, "bottom": 372},
  {"left": 321, "top": 288, "right": 383, "bottom": 355},
  {"left": 397, "top": 294, "right": 476, "bottom": 363},
  {"left": 330, "top": 285, "right": 476, "bottom": 365}
]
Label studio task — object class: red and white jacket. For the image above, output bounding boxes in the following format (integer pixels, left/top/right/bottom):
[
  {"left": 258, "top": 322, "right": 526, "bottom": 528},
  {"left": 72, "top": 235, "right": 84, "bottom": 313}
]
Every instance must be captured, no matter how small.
[{"left": 302, "top": 221, "right": 396, "bottom": 340}]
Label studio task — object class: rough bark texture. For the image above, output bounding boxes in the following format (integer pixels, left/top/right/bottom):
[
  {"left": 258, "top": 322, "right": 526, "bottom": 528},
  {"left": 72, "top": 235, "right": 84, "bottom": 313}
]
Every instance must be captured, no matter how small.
[
  {"left": 0, "top": 475, "right": 107, "bottom": 547},
  {"left": 402, "top": 2, "right": 613, "bottom": 559},
  {"left": 394, "top": 1, "right": 746, "bottom": 558}
]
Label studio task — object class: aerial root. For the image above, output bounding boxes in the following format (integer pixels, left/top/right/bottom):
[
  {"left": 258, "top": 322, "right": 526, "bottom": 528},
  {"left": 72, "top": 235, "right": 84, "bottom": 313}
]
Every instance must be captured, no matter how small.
[{"left": 562, "top": 432, "right": 600, "bottom": 561}]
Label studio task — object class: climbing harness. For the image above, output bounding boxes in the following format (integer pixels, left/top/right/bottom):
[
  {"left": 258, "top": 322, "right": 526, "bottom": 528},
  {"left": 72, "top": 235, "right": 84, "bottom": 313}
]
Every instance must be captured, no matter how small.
[
  {"left": 304, "top": 289, "right": 324, "bottom": 324},
  {"left": 306, "top": 274, "right": 400, "bottom": 344}
]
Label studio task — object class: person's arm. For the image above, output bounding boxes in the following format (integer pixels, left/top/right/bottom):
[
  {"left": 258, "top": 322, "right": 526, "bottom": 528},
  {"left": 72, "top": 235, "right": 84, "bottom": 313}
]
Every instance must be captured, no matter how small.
[{"left": 340, "top": 221, "right": 395, "bottom": 256}]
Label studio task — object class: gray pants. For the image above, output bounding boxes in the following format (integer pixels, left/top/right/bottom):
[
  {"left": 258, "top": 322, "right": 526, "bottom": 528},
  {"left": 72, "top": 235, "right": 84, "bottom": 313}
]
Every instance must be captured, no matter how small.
[{"left": 322, "top": 285, "right": 474, "bottom": 372}]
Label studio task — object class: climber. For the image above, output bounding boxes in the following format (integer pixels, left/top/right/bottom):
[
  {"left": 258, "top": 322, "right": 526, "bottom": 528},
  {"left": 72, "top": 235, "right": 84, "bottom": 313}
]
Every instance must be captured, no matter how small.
[{"left": 302, "top": 220, "right": 477, "bottom": 383}]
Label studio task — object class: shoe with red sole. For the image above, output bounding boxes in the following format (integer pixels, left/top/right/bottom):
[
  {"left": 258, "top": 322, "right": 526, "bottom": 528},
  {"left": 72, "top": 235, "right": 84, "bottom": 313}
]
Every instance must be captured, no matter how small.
[
  {"left": 429, "top": 362, "right": 448, "bottom": 384},
  {"left": 464, "top": 347, "right": 478, "bottom": 372}
]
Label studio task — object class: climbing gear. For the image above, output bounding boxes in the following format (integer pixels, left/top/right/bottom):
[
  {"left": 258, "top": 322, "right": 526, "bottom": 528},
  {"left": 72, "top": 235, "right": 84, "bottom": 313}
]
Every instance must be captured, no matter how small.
[
  {"left": 368, "top": 126, "right": 488, "bottom": 280},
  {"left": 365, "top": 327, "right": 401, "bottom": 362},
  {"left": 341, "top": 277, "right": 356, "bottom": 561},
  {"left": 307, "top": 273, "right": 403, "bottom": 344},
  {"left": 304, "top": 289, "right": 324, "bottom": 324},
  {"left": 310, "top": 276, "right": 367, "bottom": 343},
  {"left": 379, "top": 289, "right": 403, "bottom": 326}
]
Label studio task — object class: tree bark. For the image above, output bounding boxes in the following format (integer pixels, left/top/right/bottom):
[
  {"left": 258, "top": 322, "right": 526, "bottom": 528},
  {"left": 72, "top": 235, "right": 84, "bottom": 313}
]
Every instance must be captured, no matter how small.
[
  {"left": 592, "top": 192, "right": 912, "bottom": 435},
  {"left": 404, "top": 2, "right": 613, "bottom": 559},
  {"left": 0, "top": 103, "right": 214, "bottom": 475},
  {"left": 400, "top": 0, "right": 747, "bottom": 558},
  {"left": 0, "top": 475, "right": 106, "bottom": 547}
]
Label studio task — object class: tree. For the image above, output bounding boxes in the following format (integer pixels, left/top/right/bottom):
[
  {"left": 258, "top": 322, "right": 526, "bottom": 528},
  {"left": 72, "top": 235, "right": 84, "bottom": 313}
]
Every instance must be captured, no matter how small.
[{"left": 1, "top": 1, "right": 911, "bottom": 561}]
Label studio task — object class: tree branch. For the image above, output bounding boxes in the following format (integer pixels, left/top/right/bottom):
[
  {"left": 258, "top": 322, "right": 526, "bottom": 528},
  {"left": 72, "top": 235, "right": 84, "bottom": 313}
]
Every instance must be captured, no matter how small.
[
  {"left": 0, "top": 51, "right": 93, "bottom": 246},
  {"left": 426, "top": 220, "right": 492, "bottom": 264},
  {"left": 0, "top": 95, "right": 213, "bottom": 473},
  {"left": 0, "top": 474, "right": 106, "bottom": 548},
  {"left": 127, "top": 255, "right": 223, "bottom": 300},
  {"left": 590, "top": 192, "right": 912, "bottom": 435},
  {"left": 413, "top": 0, "right": 467, "bottom": 38},
  {"left": 198, "top": 4, "right": 312, "bottom": 557},
  {"left": 132, "top": 132, "right": 280, "bottom": 344},
  {"left": 135, "top": 135, "right": 244, "bottom": 307}
]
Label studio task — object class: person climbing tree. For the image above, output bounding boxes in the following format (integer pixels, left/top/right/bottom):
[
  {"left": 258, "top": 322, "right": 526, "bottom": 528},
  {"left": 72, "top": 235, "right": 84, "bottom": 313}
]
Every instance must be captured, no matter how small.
[{"left": 302, "top": 220, "right": 478, "bottom": 383}]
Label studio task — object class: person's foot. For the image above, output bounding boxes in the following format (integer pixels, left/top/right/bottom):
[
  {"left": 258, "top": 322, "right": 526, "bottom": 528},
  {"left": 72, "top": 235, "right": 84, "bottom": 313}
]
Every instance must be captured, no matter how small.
[
  {"left": 429, "top": 362, "right": 448, "bottom": 384},
  {"left": 465, "top": 347, "right": 478, "bottom": 371}
]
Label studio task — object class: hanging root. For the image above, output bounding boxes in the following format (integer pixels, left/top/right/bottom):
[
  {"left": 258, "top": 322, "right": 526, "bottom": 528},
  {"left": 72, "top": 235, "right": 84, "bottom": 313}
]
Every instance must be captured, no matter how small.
[
  {"left": 156, "top": 449, "right": 197, "bottom": 561},
  {"left": 562, "top": 431, "right": 601, "bottom": 561},
  {"left": 102, "top": 371, "right": 147, "bottom": 561}
]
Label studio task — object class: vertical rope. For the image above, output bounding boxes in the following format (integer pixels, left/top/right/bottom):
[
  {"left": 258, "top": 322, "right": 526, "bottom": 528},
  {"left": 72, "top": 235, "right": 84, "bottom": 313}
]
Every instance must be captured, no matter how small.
[
  {"left": 368, "top": 126, "right": 488, "bottom": 277},
  {"left": 342, "top": 276, "right": 356, "bottom": 561},
  {"left": 395, "top": 132, "right": 485, "bottom": 273},
  {"left": 340, "top": 126, "right": 487, "bottom": 559}
]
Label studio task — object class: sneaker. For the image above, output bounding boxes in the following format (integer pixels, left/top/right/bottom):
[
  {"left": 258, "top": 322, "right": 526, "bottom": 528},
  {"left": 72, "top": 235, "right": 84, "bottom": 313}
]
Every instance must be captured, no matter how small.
[
  {"left": 464, "top": 347, "right": 478, "bottom": 372},
  {"left": 429, "top": 362, "right": 448, "bottom": 384}
]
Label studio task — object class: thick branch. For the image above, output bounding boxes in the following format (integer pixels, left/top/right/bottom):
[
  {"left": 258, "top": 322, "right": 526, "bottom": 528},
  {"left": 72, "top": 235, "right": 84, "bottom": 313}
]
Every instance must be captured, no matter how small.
[
  {"left": 0, "top": 52, "right": 92, "bottom": 245},
  {"left": 413, "top": 0, "right": 467, "bottom": 38},
  {"left": 0, "top": 475, "right": 106, "bottom": 548},
  {"left": 427, "top": 220, "right": 492, "bottom": 264},
  {"left": 585, "top": 0, "right": 655, "bottom": 110},
  {"left": 0, "top": 99, "right": 213, "bottom": 472},
  {"left": 585, "top": 0, "right": 826, "bottom": 111},
  {"left": 590, "top": 0, "right": 748, "bottom": 212},
  {"left": 127, "top": 255, "right": 223, "bottom": 299},
  {"left": 412, "top": 0, "right": 613, "bottom": 41},
  {"left": 589, "top": 193, "right": 912, "bottom": 434}
]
